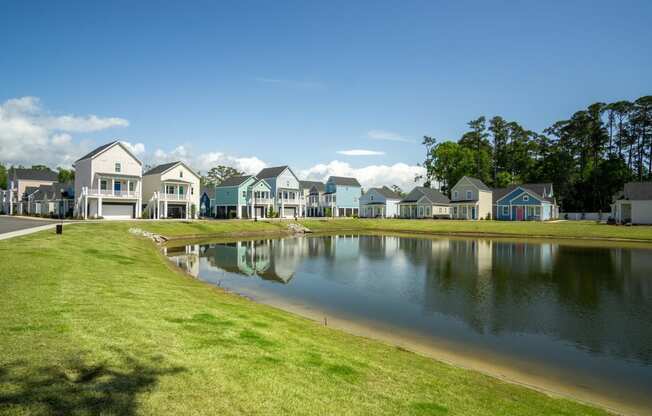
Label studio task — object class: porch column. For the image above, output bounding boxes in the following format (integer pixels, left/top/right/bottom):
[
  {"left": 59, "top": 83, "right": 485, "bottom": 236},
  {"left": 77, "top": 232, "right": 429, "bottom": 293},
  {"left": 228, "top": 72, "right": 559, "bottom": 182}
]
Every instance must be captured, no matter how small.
[
  {"left": 111, "top": 178, "right": 115, "bottom": 196},
  {"left": 236, "top": 203, "right": 242, "bottom": 219},
  {"left": 186, "top": 202, "right": 190, "bottom": 219},
  {"left": 164, "top": 201, "right": 168, "bottom": 218},
  {"left": 98, "top": 197, "right": 102, "bottom": 217}
]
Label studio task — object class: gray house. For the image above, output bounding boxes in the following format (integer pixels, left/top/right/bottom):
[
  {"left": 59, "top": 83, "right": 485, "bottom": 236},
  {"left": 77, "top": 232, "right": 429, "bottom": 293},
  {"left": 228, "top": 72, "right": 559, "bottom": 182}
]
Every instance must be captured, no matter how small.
[
  {"left": 612, "top": 181, "right": 652, "bottom": 224},
  {"left": 398, "top": 187, "right": 450, "bottom": 219}
]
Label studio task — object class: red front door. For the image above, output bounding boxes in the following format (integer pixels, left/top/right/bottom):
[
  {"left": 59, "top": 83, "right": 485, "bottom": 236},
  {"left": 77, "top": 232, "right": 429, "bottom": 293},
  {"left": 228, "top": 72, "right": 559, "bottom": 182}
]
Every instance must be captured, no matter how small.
[{"left": 516, "top": 206, "right": 524, "bottom": 221}]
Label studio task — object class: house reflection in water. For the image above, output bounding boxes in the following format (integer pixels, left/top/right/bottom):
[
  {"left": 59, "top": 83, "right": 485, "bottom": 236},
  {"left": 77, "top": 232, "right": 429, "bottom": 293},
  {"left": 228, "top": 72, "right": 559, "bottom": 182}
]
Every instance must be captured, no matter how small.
[
  {"left": 165, "top": 244, "right": 200, "bottom": 277},
  {"left": 200, "top": 238, "right": 308, "bottom": 283}
]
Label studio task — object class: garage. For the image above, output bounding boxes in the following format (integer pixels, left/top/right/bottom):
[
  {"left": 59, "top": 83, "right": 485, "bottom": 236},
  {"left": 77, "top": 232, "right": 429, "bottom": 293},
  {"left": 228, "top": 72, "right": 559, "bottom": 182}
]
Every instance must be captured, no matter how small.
[
  {"left": 283, "top": 207, "right": 296, "bottom": 218},
  {"left": 167, "top": 204, "right": 186, "bottom": 219},
  {"left": 102, "top": 203, "right": 135, "bottom": 220}
]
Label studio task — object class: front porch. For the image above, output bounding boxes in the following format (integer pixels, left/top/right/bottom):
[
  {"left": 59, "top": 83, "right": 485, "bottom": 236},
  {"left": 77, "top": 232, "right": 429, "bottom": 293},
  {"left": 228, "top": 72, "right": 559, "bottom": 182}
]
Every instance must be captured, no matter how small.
[{"left": 451, "top": 202, "right": 479, "bottom": 220}]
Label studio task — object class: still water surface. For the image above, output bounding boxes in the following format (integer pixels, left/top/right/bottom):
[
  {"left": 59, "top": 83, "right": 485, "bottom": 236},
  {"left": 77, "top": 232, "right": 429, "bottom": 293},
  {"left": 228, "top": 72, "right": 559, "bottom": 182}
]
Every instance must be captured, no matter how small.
[{"left": 167, "top": 234, "right": 652, "bottom": 413}]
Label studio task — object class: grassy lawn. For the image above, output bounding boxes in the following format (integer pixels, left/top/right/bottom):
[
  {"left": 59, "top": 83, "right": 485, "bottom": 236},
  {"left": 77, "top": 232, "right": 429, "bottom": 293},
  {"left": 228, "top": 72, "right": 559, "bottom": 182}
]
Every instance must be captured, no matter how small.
[
  {"left": 137, "top": 218, "right": 652, "bottom": 243},
  {"left": 0, "top": 222, "right": 610, "bottom": 415}
]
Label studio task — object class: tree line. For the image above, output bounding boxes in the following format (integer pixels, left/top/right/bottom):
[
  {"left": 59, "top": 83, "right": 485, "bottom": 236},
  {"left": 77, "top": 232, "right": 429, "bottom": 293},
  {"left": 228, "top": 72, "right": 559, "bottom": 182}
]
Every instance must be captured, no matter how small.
[{"left": 421, "top": 95, "right": 652, "bottom": 212}]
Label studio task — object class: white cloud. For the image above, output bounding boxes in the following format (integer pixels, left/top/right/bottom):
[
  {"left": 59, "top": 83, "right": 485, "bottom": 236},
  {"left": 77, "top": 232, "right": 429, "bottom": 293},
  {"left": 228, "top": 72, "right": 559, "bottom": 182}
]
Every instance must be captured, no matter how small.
[
  {"left": 299, "top": 160, "right": 425, "bottom": 192},
  {"left": 148, "top": 147, "right": 267, "bottom": 175},
  {"left": 121, "top": 141, "right": 146, "bottom": 156},
  {"left": 0, "top": 96, "right": 128, "bottom": 167},
  {"left": 337, "top": 149, "right": 385, "bottom": 156},
  {"left": 367, "top": 129, "right": 414, "bottom": 143}
]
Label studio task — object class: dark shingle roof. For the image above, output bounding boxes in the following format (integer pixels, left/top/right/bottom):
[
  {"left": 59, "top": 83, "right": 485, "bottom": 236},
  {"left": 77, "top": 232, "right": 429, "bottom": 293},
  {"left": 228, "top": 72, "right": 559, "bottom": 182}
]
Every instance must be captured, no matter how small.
[
  {"left": 300, "top": 180, "right": 324, "bottom": 191},
  {"left": 217, "top": 175, "right": 253, "bottom": 187},
  {"left": 463, "top": 176, "right": 491, "bottom": 191},
  {"left": 10, "top": 168, "right": 58, "bottom": 182},
  {"left": 371, "top": 186, "right": 402, "bottom": 200},
  {"left": 75, "top": 141, "right": 118, "bottom": 162},
  {"left": 143, "top": 161, "right": 179, "bottom": 176},
  {"left": 327, "top": 176, "right": 361, "bottom": 187},
  {"left": 400, "top": 187, "right": 449, "bottom": 204},
  {"left": 256, "top": 166, "right": 289, "bottom": 179},
  {"left": 623, "top": 182, "right": 652, "bottom": 200}
]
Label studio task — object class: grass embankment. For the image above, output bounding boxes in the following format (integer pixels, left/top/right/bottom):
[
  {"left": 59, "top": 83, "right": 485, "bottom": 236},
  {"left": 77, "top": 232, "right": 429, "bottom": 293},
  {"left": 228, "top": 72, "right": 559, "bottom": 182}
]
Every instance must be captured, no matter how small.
[
  {"left": 0, "top": 221, "right": 610, "bottom": 415},
  {"left": 299, "top": 218, "right": 652, "bottom": 241},
  {"left": 138, "top": 218, "right": 652, "bottom": 243}
]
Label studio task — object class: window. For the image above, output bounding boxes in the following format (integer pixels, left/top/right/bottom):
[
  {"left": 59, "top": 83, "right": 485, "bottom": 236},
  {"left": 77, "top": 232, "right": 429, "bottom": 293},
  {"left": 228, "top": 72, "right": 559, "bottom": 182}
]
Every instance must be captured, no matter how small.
[
  {"left": 466, "top": 190, "right": 472, "bottom": 199},
  {"left": 502, "top": 206, "right": 509, "bottom": 216},
  {"left": 426, "top": 207, "right": 431, "bottom": 216},
  {"left": 523, "top": 195, "right": 529, "bottom": 202},
  {"left": 418, "top": 207, "right": 423, "bottom": 216},
  {"left": 535, "top": 206, "right": 541, "bottom": 215},
  {"left": 115, "top": 163, "right": 121, "bottom": 173},
  {"left": 191, "top": 187, "right": 194, "bottom": 195},
  {"left": 129, "top": 182, "right": 135, "bottom": 192},
  {"left": 242, "top": 190, "right": 246, "bottom": 197},
  {"left": 179, "top": 186, "right": 184, "bottom": 195},
  {"left": 100, "top": 180, "right": 107, "bottom": 190},
  {"left": 453, "top": 191, "right": 458, "bottom": 199},
  {"left": 180, "top": 171, "right": 183, "bottom": 178},
  {"left": 167, "top": 185, "right": 175, "bottom": 194}
]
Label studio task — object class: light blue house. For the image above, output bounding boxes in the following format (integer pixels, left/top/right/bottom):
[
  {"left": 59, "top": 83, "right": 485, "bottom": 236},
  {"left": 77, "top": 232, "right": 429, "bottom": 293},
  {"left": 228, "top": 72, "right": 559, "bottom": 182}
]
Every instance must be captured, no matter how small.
[
  {"left": 256, "top": 166, "right": 303, "bottom": 218},
  {"left": 494, "top": 183, "right": 558, "bottom": 221},
  {"left": 214, "top": 175, "right": 273, "bottom": 219},
  {"left": 322, "top": 176, "right": 362, "bottom": 217}
]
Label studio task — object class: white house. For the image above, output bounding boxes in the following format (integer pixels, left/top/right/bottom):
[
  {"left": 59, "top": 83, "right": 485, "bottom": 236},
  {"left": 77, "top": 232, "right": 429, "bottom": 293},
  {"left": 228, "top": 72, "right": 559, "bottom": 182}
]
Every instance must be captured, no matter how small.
[
  {"left": 142, "top": 161, "right": 201, "bottom": 219},
  {"left": 359, "top": 186, "right": 402, "bottom": 218},
  {"left": 611, "top": 181, "right": 652, "bottom": 224},
  {"left": 256, "top": 166, "right": 304, "bottom": 218},
  {"left": 74, "top": 141, "right": 143, "bottom": 220},
  {"left": 398, "top": 187, "right": 450, "bottom": 219},
  {"left": 450, "top": 176, "right": 493, "bottom": 220}
]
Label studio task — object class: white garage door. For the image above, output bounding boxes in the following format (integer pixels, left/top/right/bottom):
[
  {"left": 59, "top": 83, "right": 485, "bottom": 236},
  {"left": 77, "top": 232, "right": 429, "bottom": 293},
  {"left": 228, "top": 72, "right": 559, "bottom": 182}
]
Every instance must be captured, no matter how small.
[
  {"left": 283, "top": 207, "right": 296, "bottom": 217},
  {"left": 103, "top": 203, "right": 134, "bottom": 220}
]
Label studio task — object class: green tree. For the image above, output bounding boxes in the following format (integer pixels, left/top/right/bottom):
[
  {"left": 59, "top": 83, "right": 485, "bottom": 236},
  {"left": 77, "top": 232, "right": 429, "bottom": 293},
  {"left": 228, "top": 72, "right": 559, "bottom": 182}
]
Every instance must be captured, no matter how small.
[
  {"left": 422, "top": 140, "right": 475, "bottom": 196},
  {"left": 203, "top": 165, "right": 244, "bottom": 186},
  {"left": 0, "top": 163, "right": 7, "bottom": 189},
  {"left": 459, "top": 116, "right": 492, "bottom": 183},
  {"left": 57, "top": 167, "right": 75, "bottom": 183}
]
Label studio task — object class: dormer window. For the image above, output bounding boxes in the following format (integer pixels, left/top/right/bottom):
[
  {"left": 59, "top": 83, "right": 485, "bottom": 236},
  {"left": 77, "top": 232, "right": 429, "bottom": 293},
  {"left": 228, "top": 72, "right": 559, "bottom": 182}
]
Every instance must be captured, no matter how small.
[
  {"left": 466, "top": 190, "right": 472, "bottom": 199},
  {"left": 523, "top": 195, "right": 529, "bottom": 202},
  {"left": 180, "top": 171, "right": 183, "bottom": 178},
  {"left": 115, "top": 163, "right": 121, "bottom": 173}
]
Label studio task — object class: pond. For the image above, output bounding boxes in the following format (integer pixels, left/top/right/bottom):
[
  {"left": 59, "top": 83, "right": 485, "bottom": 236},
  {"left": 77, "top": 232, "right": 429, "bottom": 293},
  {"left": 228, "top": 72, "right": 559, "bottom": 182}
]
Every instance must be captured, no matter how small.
[{"left": 166, "top": 234, "right": 652, "bottom": 414}]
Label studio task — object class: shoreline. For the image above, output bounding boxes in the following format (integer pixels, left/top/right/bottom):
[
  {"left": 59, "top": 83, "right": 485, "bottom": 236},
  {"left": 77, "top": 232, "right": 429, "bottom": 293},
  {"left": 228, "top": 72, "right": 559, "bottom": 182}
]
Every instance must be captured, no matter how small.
[{"left": 159, "top": 228, "right": 652, "bottom": 416}]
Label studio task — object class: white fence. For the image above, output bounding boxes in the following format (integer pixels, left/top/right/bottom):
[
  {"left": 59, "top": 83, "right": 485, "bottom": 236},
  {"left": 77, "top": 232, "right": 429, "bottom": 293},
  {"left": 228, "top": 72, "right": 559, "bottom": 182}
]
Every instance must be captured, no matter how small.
[{"left": 561, "top": 212, "right": 608, "bottom": 221}]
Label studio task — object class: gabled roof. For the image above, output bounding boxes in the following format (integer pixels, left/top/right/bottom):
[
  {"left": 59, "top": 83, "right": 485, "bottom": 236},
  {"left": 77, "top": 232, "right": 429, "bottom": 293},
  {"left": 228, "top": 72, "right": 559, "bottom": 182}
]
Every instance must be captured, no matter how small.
[
  {"left": 31, "top": 182, "right": 74, "bottom": 200},
  {"left": 256, "top": 166, "right": 289, "bottom": 179},
  {"left": 143, "top": 161, "right": 200, "bottom": 179},
  {"left": 217, "top": 175, "right": 254, "bottom": 187},
  {"left": 400, "top": 187, "right": 449, "bottom": 204},
  {"left": 201, "top": 187, "right": 216, "bottom": 199},
  {"left": 370, "top": 186, "right": 402, "bottom": 200},
  {"left": 327, "top": 176, "right": 361, "bottom": 187},
  {"left": 622, "top": 181, "right": 652, "bottom": 200},
  {"left": 10, "top": 168, "right": 58, "bottom": 182},
  {"left": 75, "top": 140, "right": 142, "bottom": 165},
  {"left": 459, "top": 176, "right": 491, "bottom": 191},
  {"left": 300, "top": 180, "right": 324, "bottom": 191},
  {"left": 143, "top": 161, "right": 179, "bottom": 176},
  {"left": 494, "top": 183, "right": 555, "bottom": 204}
]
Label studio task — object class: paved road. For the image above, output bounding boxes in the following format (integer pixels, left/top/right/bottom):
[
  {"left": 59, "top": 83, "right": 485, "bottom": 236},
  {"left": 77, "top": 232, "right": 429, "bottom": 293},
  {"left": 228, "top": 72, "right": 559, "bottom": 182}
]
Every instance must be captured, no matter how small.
[{"left": 0, "top": 216, "right": 58, "bottom": 235}]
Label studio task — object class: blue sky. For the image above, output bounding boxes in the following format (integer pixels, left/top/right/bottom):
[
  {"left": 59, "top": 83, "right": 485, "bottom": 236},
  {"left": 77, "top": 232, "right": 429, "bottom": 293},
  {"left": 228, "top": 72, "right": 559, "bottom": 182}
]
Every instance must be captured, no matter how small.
[{"left": 1, "top": 0, "right": 651, "bottom": 188}]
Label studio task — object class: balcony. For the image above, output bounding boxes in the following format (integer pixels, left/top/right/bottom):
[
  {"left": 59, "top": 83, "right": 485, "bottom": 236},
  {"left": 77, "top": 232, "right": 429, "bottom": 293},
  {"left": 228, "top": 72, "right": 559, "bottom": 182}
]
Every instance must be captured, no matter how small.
[
  {"left": 159, "top": 192, "right": 191, "bottom": 201},
  {"left": 87, "top": 189, "right": 138, "bottom": 198},
  {"left": 248, "top": 197, "right": 273, "bottom": 205}
]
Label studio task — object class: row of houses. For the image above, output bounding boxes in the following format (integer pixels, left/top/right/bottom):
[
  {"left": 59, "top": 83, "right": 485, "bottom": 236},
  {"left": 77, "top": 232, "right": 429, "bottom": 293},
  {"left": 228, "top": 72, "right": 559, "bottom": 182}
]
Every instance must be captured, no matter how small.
[{"left": 2, "top": 140, "right": 651, "bottom": 223}]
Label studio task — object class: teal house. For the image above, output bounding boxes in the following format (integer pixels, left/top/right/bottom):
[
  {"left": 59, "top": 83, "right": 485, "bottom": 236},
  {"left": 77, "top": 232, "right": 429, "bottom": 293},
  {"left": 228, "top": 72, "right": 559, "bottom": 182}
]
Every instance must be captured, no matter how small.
[
  {"left": 493, "top": 183, "right": 558, "bottom": 221},
  {"left": 214, "top": 175, "right": 273, "bottom": 219},
  {"left": 322, "top": 176, "right": 362, "bottom": 217}
]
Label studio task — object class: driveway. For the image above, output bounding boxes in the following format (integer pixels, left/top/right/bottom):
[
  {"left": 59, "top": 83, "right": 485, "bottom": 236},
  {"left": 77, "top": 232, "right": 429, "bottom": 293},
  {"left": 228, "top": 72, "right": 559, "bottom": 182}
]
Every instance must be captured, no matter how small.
[{"left": 0, "top": 216, "right": 60, "bottom": 239}]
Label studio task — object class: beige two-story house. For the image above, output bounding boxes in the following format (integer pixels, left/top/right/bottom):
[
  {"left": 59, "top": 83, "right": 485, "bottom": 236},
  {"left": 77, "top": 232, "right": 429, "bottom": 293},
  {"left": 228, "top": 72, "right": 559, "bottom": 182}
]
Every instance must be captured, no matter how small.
[
  {"left": 449, "top": 176, "right": 493, "bottom": 220},
  {"left": 74, "top": 141, "right": 143, "bottom": 220},
  {"left": 142, "top": 161, "right": 201, "bottom": 219}
]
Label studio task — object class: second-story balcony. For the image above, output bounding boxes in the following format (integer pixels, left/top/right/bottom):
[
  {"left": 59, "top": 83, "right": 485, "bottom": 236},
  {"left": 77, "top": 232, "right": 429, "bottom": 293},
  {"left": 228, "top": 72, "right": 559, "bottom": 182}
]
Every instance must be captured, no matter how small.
[
  {"left": 159, "top": 192, "right": 191, "bottom": 201},
  {"left": 247, "top": 197, "right": 273, "bottom": 205},
  {"left": 87, "top": 189, "right": 139, "bottom": 198}
]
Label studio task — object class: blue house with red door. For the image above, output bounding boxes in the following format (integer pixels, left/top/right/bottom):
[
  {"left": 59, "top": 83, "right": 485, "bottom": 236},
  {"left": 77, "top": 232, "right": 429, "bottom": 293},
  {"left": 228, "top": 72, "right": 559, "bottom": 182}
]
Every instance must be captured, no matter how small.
[{"left": 493, "top": 183, "right": 558, "bottom": 221}]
